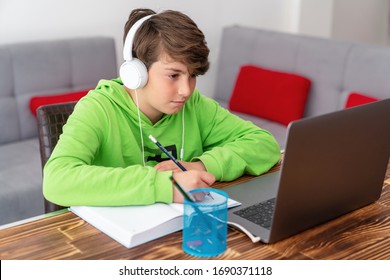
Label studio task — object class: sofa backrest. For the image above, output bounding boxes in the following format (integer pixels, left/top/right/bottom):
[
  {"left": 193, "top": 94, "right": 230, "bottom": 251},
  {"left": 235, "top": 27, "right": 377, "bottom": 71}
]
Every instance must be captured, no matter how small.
[
  {"left": 214, "top": 26, "right": 390, "bottom": 118},
  {"left": 0, "top": 37, "right": 117, "bottom": 145}
]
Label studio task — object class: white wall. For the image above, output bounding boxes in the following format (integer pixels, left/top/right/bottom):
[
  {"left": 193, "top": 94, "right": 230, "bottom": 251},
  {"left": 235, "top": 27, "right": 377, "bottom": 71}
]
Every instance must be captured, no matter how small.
[
  {"left": 332, "top": 0, "right": 389, "bottom": 45},
  {"left": 296, "top": 0, "right": 335, "bottom": 37},
  {"left": 296, "top": 0, "right": 389, "bottom": 46},
  {"left": 0, "top": 0, "right": 388, "bottom": 96},
  {"left": 0, "top": 0, "right": 295, "bottom": 97}
]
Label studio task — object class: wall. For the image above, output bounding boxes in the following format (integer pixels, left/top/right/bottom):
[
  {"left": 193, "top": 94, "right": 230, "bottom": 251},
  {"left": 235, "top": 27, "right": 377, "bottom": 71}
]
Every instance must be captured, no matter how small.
[
  {"left": 0, "top": 0, "right": 389, "bottom": 97},
  {"left": 296, "top": 0, "right": 334, "bottom": 37},
  {"left": 332, "top": 0, "right": 389, "bottom": 45},
  {"left": 0, "top": 0, "right": 295, "bottom": 97},
  {"left": 297, "top": 0, "right": 389, "bottom": 46}
]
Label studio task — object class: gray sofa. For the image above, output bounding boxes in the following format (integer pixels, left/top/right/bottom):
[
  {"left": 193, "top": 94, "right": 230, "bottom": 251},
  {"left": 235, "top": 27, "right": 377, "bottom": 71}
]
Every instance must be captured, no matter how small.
[
  {"left": 214, "top": 26, "right": 390, "bottom": 148},
  {"left": 0, "top": 37, "right": 117, "bottom": 226}
]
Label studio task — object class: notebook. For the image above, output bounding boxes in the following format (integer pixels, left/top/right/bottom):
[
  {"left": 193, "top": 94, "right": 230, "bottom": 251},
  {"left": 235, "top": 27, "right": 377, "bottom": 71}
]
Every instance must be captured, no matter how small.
[
  {"left": 224, "top": 98, "right": 390, "bottom": 244},
  {"left": 70, "top": 198, "right": 240, "bottom": 249}
]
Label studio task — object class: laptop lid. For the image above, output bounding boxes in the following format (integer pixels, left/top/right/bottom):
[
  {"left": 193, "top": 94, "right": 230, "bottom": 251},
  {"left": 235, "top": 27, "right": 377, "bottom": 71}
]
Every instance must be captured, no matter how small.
[{"left": 226, "top": 98, "right": 390, "bottom": 243}]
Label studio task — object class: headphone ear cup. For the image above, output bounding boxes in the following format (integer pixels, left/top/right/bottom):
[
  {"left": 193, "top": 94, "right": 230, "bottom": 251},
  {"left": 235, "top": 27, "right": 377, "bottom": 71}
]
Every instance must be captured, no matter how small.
[{"left": 120, "top": 58, "right": 148, "bottom": 89}]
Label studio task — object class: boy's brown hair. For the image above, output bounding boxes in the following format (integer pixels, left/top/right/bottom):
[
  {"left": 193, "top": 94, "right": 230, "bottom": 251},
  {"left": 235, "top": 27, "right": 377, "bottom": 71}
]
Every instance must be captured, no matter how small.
[{"left": 123, "top": 8, "right": 210, "bottom": 76}]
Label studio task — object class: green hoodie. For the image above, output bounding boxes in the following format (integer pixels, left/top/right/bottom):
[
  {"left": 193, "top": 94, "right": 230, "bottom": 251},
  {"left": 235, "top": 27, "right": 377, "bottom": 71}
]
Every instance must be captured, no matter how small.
[{"left": 43, "top": 78, "right": 280, "bottom": 206}]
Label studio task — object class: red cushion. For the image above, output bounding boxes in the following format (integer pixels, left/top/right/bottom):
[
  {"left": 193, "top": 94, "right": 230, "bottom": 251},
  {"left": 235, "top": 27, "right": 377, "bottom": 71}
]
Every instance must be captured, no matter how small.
[
  {"left": 344, "top": 92, "right": 379, "bottom": 109},
  {"left": 29, "top": 90, "right": 89, "bottom": 117},
  {"left": 229, "top": 65, "right": 311, "bottom": 126}
]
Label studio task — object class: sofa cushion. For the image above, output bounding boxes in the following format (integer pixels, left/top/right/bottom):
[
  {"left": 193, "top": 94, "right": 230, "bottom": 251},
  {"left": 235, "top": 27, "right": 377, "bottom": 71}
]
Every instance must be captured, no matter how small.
[
  {"left": 217, "top": 99, "right": 286, "bottom": 149},
  {"left": 29, "top": 90, "right": 89, "bottom": 117},
  {"left": 0, "top": 47, "right": 20, "bottom": 145},
  {"left": 229, "top": 65, "right": 311, "bottom": 126},
  {"left": 345, "top": 92, "right": 379, "bottom": 108},
  {"left": 0, "top": 138, "right": 44, "bottom": 225}
]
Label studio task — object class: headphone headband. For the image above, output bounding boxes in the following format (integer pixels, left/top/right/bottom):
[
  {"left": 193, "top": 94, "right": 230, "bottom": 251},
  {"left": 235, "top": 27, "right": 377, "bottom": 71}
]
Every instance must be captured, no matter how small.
[
  {"left": 120, "top": 14, "right": 154, "bottom": 89},
  {"left": 123, "top": 14, "right": 153, "bottom": 61}
]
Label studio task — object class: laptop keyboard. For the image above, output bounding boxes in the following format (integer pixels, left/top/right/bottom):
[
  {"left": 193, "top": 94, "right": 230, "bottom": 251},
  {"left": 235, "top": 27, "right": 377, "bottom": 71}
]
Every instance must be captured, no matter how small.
[{"left": 233, "top": 198, "right": 276, "bottom": 229}]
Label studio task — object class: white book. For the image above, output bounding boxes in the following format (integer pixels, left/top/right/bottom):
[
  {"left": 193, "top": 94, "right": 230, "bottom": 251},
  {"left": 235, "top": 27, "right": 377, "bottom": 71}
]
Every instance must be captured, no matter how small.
[{"left": 70, "top": 198, "right": 241, "bottom": 249}]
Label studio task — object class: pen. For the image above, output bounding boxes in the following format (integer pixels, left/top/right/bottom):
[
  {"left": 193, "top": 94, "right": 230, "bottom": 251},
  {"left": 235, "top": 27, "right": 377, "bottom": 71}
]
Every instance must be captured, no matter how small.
[
  {"left": 149, "top": 134, "right": 213, "bottom": 199},
  {"left": 148, "top": 135, "right": 186, "bottom": 171},
  {"left": 170, "top": 175, "right": 195, "bottom": 202}
]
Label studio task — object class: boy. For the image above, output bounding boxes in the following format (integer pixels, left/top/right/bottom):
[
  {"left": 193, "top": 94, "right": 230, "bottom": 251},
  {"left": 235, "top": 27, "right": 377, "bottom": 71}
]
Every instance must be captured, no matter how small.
[{"left": 43, "top": 8, "right": 280, "bottom": 206}]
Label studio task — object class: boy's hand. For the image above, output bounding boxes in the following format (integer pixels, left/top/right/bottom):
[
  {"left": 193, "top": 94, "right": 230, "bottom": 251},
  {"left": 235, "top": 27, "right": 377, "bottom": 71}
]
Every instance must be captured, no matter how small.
[
  {"left": 171, "top": 170, "right": 215, "bottom": 203},
  {"left": 154, "top": 160, "right": 206, "bottom": 172}
]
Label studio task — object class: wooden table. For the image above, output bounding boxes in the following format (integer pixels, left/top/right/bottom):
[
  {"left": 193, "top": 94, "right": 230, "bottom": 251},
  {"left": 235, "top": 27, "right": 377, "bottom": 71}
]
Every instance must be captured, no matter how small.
[{"left": 1, "top": 161, "right": 389, "bottom": 260}]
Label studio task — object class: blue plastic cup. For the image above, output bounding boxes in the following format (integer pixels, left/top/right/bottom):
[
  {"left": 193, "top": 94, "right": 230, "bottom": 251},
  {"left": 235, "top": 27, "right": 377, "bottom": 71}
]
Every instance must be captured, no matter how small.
[{"left": 182, "top": 188, "right": 228, "bottom": 257}]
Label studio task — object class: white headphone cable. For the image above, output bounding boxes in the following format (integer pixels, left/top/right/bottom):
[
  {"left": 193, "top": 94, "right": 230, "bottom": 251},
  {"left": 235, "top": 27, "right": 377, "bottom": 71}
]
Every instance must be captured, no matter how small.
[
  {"left": 134, "top": 90, "right": 146, "bottom": 166},
  {"left": 134, "top": 90, "right": 185, "bottom": 165},
  {"left": 180, "top": 104, "right": 185, "bottom": 161}
]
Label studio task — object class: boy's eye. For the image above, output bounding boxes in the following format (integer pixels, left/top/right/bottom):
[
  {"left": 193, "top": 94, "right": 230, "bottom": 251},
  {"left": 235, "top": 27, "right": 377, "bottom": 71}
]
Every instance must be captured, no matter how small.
[
  {"left": 167, "top": 73, "right": 198, "bottom": 79},
  {"left": 168, "top": 74, "right": 179, "bottom": 79}
]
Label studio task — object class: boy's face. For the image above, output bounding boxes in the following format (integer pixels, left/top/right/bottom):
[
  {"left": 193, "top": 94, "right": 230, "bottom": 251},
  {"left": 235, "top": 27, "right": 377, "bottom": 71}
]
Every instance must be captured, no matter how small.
[{"left": 136, "top": 54, "right": 196, "bottom": 123}]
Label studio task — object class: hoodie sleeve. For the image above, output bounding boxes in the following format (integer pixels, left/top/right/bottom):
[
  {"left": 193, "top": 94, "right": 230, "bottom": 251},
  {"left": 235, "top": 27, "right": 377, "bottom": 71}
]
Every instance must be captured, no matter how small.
[
  {"left": 42, "top": 93, "right": 173, "bottom": 207},
  {"left": 192, "top": 94, "right": 281, "bottom": 181}
]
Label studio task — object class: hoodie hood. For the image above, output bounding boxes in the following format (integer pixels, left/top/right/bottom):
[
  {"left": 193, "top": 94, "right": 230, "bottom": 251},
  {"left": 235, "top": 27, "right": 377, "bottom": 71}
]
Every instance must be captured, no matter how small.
[
  {"left": 92, "top": 78, "right": 179, "bottom": 128},
  {"left": 94, "top": 78, "right": 139, "bottom": 119}
]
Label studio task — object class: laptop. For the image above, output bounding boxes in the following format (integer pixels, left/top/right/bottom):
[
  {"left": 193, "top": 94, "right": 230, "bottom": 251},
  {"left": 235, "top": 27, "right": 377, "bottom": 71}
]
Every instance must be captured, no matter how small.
[{"left": 224, "top": 98, "right": 390, "bottom": 243}]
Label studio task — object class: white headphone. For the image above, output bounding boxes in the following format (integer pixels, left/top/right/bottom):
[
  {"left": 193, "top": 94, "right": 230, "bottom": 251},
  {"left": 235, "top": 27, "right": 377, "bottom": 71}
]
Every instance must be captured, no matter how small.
[{"left": 120, "top": 15, "right": 153, "bottom": 89}]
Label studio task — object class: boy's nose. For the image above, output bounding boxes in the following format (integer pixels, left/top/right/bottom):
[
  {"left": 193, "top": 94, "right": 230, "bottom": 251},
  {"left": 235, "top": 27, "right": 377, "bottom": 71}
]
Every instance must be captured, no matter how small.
[{"left": 178, "top": 80, "right": 192, "bottom": 97}]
